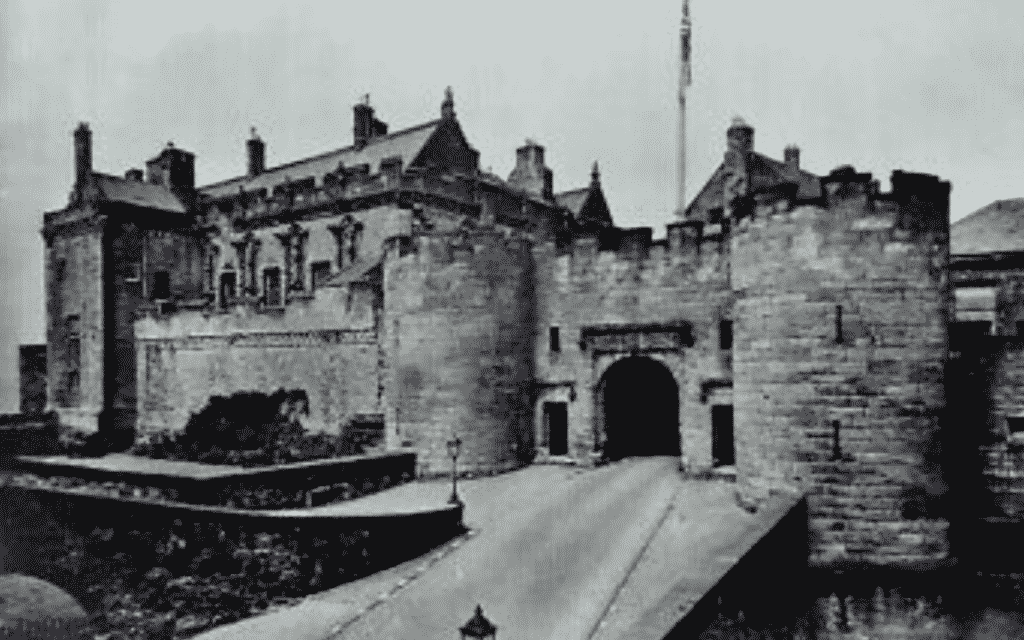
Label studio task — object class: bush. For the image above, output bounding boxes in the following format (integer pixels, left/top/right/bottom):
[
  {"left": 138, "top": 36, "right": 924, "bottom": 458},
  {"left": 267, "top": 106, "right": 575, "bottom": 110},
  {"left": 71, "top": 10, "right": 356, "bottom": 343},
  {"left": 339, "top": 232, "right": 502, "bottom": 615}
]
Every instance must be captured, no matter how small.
[{"left": 130, "top": 389, "right": 387, "bottom": 468}]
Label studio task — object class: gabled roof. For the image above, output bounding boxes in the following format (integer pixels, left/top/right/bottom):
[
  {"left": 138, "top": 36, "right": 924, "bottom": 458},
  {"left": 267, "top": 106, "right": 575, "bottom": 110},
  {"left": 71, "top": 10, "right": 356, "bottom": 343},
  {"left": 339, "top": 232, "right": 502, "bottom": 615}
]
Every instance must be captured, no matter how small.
[
  {"left": 199, "top": 120, "right": 442, "bottom": 199},
  {"left": 93, "top": 173, "right": 187, "bottom": 213},
  {"left": 555, "top": 187, "right": 589, "bottom": 215},
  {"left": 747, "top": 153, "right": 820, "bottom": 199},
  {"left": 684, "top": 152, "right": 820, "bottom": 220},
  {"left": 951, "top": 198, "right": 1024, "bottom": 256}
]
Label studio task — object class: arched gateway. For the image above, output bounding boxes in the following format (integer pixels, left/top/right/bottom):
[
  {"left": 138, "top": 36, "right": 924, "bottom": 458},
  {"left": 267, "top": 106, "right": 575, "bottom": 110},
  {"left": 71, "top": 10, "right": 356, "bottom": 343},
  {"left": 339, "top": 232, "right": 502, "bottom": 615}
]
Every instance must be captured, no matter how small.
[{"left": 598, "top": 356, "right": 681, "bottom": 460}]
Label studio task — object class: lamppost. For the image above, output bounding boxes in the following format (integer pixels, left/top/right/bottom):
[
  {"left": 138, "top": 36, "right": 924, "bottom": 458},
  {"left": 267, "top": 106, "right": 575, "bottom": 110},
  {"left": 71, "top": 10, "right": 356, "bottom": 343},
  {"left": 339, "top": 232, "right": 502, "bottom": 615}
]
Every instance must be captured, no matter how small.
[
  {"left": 460, "top": 604, "right": 497, "bottom": 640},
  {"left": 447, "top": 436, "right": 463, "bottom": 506}
]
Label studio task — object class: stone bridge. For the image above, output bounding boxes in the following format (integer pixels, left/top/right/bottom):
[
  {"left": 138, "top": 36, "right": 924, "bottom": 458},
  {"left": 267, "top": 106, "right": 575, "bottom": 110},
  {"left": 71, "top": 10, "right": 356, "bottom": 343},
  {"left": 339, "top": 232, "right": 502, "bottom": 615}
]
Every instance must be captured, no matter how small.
[{"left": 196, "top": 457, "right": 804, "bottom": 640}]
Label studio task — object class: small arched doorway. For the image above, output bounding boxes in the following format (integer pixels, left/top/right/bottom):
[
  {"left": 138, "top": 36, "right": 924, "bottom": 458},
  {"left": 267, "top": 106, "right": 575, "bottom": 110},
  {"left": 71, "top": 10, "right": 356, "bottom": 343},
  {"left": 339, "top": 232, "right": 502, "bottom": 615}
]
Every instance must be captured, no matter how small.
[{"left": 598, "top": 356, "right": 680, "bottom": 460}]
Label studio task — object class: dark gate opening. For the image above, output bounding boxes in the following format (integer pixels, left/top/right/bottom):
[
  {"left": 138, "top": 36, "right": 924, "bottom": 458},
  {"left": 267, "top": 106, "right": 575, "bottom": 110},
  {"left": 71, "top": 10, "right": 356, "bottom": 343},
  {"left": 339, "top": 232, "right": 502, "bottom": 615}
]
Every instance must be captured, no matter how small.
[
  {"left": 712, "top": 404, "right": 735, "bottom": 467},
  {"left": 600, "top": 357, "right": 680, "bottom": 460},
  {"left": 544, "top": 402, "right": 568, "bottom": 456}
]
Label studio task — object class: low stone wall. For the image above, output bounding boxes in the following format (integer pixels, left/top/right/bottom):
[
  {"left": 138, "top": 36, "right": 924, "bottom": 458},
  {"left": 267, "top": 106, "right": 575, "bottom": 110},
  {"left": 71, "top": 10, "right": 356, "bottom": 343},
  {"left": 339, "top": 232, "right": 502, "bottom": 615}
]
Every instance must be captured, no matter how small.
[
  {"left": 14, "top": 451, "right": 416, "bottom": 510},
  {"left": 0, "top": 481, "right": 462, "bottom": 639}
]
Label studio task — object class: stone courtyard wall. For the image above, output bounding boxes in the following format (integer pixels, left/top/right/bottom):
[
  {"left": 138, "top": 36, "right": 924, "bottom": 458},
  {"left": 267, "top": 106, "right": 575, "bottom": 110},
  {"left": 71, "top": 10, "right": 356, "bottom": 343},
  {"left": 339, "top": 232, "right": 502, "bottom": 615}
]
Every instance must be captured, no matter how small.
[
  {"left": 134, "top": 282, "right": 382, "bottom": 436},
  {"left": 731, "top": 170, "right": 952, "bottom": 566}
]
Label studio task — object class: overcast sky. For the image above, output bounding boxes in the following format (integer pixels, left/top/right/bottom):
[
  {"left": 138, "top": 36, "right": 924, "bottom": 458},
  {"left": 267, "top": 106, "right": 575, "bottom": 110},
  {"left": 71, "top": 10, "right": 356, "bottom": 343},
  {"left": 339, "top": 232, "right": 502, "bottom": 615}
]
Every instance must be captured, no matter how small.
[{"left": 1, "top": 0, "right": 1022, "bottom": 411}]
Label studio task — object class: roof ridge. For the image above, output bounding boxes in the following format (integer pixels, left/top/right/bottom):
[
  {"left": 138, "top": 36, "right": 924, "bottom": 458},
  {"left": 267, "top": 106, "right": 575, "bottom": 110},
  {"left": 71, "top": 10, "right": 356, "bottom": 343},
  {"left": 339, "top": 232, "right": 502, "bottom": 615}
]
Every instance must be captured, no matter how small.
[
  {"left": 555, "top": 186, "right": 590, "bottom": 196},
  {"left": 752, "top": 151, "right": 819, "bottom": 179},
  {"left": 198, "top": 118, "right": 442, "bottom": 191},
  {"left": 952, "top": 197, "right": 1024, "bottom": 228}
]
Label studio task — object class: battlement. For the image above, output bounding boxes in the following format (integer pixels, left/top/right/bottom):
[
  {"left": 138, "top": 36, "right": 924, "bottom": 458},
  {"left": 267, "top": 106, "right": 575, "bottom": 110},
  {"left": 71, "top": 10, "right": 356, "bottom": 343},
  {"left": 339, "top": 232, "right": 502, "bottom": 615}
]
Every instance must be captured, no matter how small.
[
  {"left": 731, "top": 165, "right": 950, "bottom": 244},
  {"left": 383, "top": 222, "right": 531, "bottom": 270},
  {"left": 547, "top": 217, "right": 730, "bottom": 276}
]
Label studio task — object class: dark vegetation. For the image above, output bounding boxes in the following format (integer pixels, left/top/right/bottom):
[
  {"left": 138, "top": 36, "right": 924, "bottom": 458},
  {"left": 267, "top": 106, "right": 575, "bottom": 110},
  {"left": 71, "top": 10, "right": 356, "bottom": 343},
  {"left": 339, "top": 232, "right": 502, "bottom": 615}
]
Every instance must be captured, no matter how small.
[
  {"left": 0, "top": 483, "right": 461, "bottom": 640},
  {"left": 128, "top": 390, "right": 383, "bottom": 467}
]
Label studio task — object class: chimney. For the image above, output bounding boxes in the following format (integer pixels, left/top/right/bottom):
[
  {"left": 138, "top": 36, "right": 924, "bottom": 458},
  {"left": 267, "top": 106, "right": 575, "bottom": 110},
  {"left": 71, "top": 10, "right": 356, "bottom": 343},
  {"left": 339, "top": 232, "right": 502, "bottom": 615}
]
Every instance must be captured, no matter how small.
[
  {"left": 784, "top": 145, "right": 800, "bottom": 171},
  {"left": 353, "top": 95, "right": 388, "bottom": 149},
  {"left": 247, "top": 127, "right": 265, "bottom": 177},
  {"left": 353, "top": 96, "right": 373, "bottom": 150},
  {"left": 146, "top": 141, "right": 195, "bottom": 191},
  {"left": 507, "top": 139, "right": 554, "bottom": 201},
  {"left": 74, "top": 122, "right": 92, "bottom": 187},
  {"left": 124, "top": 168, "right": 144, "bottom": 181},
  {"left": 727, "top": 117, "right": 754, "bottom": 155},
  {"left": 441, "top": 86, "right": 455, "bottom": 120}
]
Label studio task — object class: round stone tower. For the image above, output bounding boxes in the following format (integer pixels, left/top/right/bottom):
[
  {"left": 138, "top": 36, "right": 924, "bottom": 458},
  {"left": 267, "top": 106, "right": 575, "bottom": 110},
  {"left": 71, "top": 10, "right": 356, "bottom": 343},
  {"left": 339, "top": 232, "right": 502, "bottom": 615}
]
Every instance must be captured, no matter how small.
[{"left": 730, "top": 167, "right": 953, "bottom": 566}]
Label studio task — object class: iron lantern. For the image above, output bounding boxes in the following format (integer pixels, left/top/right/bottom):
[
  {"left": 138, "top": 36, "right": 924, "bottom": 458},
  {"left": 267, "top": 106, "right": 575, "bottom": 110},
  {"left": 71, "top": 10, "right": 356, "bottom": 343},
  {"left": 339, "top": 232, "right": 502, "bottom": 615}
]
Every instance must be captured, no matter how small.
[{"left": 447, "top": 436, "right": 463, "bottom": 506}]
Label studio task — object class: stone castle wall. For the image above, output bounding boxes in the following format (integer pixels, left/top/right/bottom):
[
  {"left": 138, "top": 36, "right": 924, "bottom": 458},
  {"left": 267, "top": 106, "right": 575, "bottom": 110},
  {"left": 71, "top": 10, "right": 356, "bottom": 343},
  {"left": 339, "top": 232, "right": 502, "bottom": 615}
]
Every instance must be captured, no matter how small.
[
  {"left": 731, "top": 171, "right": 952, "bottom": 565},
  {"left": 947, "top": 338, "right": 1024, "bottom": 520},
  {"left": 382, "top": 229, "right": 536, "bottom": 476},
  {"left": 532, "top": 225, "right": 733, "bottom": 469},
  {"left": 134, "top": 282, "right": 382, "bottom": 436},
  {"left": 45, "top": 223, "right": 105, "bottom": 431},
  {"left": 981, "top": 343, "right": 1024, "bottom": 518}
]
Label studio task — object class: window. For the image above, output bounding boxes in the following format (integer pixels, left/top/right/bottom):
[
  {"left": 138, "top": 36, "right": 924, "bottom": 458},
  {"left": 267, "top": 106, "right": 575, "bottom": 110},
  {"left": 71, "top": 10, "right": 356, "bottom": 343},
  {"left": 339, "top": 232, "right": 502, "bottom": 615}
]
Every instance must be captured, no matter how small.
[
  {"left": 835, "top": 305, "right": 844, "bottom": 344},
  {"left": 125, "top": 262, "right": 141, "bottom": 283},
  {"left": 219, "top": 271, "right": 236, "bottom": 309},
  {"left": 62, "top": 315, "right": 81, "bottom": 408},
  {"left": 719, "top": 320, "right": 733, "bottom": 350},
  {"left": 349, "top": 224, "right": 363, "bottom": 263},
  {"left": 152, "top": 271, "right": 170, "bottom": 300},
  {"left": 1016, "top": 321, "right": 1024, "bottom": 337},
  {"left": 549, "top": 326, "right": 561, "bottom": 353},
  {"left": 63, "top": 371, "right": 80, "bottom": 407},
  {"left": 311, "top": 261, "right": 331, "bottom": 291},
  {"left": 263, "top": 267, "right": 283, "bottom": 307},
  {"left": 1008, "top": 416, "right": 1024, "bottom": 436}
]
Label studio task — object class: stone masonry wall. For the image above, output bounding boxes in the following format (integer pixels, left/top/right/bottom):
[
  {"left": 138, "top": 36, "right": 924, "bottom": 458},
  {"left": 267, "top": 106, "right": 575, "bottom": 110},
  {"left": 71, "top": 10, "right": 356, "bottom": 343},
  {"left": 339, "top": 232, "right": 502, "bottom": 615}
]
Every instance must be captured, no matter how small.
[
  {"left": 382, "top": 228, "right": 536, "bottom": 476},
  {"left": 948, "top": 339, "right": 1024, "bottom": 519},
  {"left": 532, "top": 225, "right": 732, "bottom": 470},
  {"left": 46, "top": 223, "right": 105, "bottom": 431},
  {"left": 731, "top": 173, "right": 951, "bottom": 566},
  {"left": 981, "top": 343, "right": 1024, "bottom": 518},
  {"left": 134, "top": 282, "right": 381, "bottom": 436}
]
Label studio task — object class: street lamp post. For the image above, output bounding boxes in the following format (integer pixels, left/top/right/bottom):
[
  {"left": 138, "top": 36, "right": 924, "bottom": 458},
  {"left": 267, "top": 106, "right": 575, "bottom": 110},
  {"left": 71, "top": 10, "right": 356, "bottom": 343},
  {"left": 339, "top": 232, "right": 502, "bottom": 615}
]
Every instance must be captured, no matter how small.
[
  {"left": 447, "top": 436, "right": 463, "bottom": 506},
  {"left": 460, "top": 604, "right": 497, "bottom": 640}
]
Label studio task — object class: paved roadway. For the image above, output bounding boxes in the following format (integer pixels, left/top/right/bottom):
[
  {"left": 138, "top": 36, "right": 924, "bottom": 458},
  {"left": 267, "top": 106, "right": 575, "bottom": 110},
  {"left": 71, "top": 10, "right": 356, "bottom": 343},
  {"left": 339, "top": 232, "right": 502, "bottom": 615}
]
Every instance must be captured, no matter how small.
[
  {"left": 334, "top": 457, "right": 681, "bottom": 640},
  {"left": 196, "top": 458, "right": 683, "bottom": 640}
]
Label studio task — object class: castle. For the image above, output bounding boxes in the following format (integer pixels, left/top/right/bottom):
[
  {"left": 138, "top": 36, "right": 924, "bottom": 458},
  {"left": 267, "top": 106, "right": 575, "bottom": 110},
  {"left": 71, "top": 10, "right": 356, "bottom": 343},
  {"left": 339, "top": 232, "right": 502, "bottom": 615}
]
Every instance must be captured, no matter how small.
[{"left": 33, "top": 2, "right": 1024, "bottom": 570}]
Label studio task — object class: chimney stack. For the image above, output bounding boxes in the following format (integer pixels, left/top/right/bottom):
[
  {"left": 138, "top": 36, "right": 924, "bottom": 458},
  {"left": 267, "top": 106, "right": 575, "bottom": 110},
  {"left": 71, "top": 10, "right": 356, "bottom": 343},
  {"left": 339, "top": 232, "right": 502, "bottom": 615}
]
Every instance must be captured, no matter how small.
[
  {"left": 353, "top": 95, "right": 388, "bottom": 150},
  {"left": 353, "top": 100, "right": 372, "bottom": 150},
  {"left": 441, "top": 86, "right": 455, "bottom": 120},
  {"left": 145, "top": 141, "right": 195, "bottom": 191},
  {"left": 247, "top": 127, "right": 265, "bottom": 177},
  {"left": 784, "top": 145, "right": 800, "bottom": 171},
  {"left": 507, "top": 139, "right": 554, "bottom": 201},
  {"left": 727, "top": 117, "right": 754, "bottom": 155},
  {"left": 74, "top": 122, "right": 92, "bottom": 187}
]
